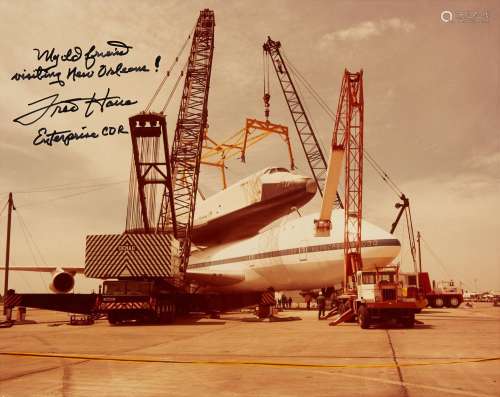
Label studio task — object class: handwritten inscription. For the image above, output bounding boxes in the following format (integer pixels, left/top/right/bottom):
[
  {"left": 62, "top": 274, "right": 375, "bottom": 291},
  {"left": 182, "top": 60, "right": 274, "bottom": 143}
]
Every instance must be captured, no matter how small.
[
  {"left": 11, "top": 41, "right": 153, "bottom": 87},
  {"left": 11, "top": 40, "right": 161, "bottom": 148},
  {"left": 33, "top": 125, "right": 128, "bottom": 147},
  {"left": 13, "top": 89, "right": 137, "bottom": 126}
]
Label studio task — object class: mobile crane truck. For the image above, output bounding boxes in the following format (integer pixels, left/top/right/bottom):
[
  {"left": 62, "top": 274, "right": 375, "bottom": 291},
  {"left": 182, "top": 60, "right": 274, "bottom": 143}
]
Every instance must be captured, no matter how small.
[{"left": 314, "top": 69, "right": 426, "bottom": 329}]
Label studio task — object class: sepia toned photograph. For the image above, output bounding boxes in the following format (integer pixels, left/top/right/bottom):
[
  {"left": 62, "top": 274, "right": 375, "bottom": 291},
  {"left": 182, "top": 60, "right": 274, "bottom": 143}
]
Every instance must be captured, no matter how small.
[{"left": 0, "top": 1, "right": 499, "bottom": 396}]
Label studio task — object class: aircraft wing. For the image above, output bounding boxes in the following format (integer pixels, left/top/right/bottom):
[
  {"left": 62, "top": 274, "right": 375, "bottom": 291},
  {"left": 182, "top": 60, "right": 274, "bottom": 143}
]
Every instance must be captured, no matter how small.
[
  {"left": 2, "top": 266, "right": 242, "bottom": 287},
  {"left": 0, "top": 267, "right": 85, "bottom": 274},
  {"left": 185, "top": 272, "right": 244, "bottom": 287}
]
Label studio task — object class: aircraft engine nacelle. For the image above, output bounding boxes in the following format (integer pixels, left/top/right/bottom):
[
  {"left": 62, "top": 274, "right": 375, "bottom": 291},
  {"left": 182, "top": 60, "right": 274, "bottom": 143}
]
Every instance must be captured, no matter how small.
[{"left": 49, "top": 269, "right": 75, "bottom": 293}]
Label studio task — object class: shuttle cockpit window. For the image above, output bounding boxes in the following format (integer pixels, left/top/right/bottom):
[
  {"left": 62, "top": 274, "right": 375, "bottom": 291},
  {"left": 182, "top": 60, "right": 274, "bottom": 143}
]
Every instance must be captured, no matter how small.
[{"left": 265, "top": 167, "right": 289, "bottom": 174}]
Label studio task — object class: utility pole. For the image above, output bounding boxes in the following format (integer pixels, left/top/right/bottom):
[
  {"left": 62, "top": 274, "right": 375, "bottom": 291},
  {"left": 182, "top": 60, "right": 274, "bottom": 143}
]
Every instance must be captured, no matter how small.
[
  {"left": 3, "top": 193, "right": 15, "bottom": 315},
  {"left": 417, "top": 231, "right": 422, "bottom": 273}
]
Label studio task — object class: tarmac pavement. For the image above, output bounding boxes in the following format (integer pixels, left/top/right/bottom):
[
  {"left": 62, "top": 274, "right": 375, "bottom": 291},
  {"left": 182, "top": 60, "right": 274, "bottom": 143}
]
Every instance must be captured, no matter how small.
[{"left": 0, "top": 303, "right": 498, "bottom": 396}]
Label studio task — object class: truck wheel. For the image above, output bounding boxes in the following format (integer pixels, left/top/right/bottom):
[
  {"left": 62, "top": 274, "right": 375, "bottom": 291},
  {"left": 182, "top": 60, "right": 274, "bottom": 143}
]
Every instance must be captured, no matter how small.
[
  {"left": 402, "top": 314, "right": 415, "bottom": 328},
  {"left": 107, "top": 313, "right": 118, "bottom": 325},
  {"left": 449, "top": 297, "right": 460, "bottom": 308},
  {"left": 167, "top": 303, "right": 176, "bottom": 324},
  {"left": 358, "top": 306, "right": 370, "bottom": 329},
  {"left": 434, "top": 297, "right": 444, "bottom": 308}
]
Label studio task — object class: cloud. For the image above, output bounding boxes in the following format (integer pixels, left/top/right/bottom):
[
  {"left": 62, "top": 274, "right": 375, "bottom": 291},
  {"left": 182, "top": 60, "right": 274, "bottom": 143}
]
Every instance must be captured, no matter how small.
[
  {"left": 466, "top": 152, "right": 500, "bottom": 172},
  {"left": 321, "top": 18, "right": 416, "bottom": 43}
]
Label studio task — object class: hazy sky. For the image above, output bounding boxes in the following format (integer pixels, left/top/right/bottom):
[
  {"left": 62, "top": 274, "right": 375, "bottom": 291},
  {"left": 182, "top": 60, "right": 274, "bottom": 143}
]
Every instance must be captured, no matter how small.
[{"left": 0, "top": 0, "right": 498, "bottom": 293}]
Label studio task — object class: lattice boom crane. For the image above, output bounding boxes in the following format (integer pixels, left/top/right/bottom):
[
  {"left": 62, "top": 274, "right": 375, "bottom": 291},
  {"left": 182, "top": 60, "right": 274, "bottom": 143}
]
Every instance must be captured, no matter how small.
[
  {"left": 263, "top": 36, "right": 342, "bottom": 208},
  {"left": 159, "top": 9, "right": 215, "bottom": 272},
  {"left": 314, "top": 69, "right": 364, "bottom": 285},
  {"left": 127, "top": 9, "right": 215, "bottom": 274}
]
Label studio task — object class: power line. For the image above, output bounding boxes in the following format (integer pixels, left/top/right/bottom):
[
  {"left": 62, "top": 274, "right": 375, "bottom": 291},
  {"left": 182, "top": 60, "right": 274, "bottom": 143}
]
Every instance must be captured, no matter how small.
[
  {"left": 19, "top": 183, "right": 124, "bottom": 209},
  {"left": 14, "top": 211, "right": 47, "bottom": 290},
  {"left": 0, "top": 176, "right": 125, "bottom": 196},
  {"left": 16, "top": 209, "right": 48, "bottom": 266},
  {"left": 0, "top": 200, "right": 8, "bottom": 218},
  {"left": 6, "top": 179, "right": 127, "bottom": 195}
]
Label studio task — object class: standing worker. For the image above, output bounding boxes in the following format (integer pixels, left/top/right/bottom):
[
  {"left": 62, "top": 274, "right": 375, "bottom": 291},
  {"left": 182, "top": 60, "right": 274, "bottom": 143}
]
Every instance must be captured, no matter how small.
[
  {"left": 305, "top": 294, "right": 311, "bottom": 310},
  {"left": 317, "top": 291, "right": 326, "bottom": 319},
  {"left": 281, "top": 293, "right": 287, "bottom": 309}
]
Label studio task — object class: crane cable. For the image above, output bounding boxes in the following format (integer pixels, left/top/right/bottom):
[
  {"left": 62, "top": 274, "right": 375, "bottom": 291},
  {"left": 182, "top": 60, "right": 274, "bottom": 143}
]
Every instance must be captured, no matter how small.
[
  {"left": 160, "top": 57, "right": 189, "bottom": 114},
  {"left": 282, "top": 50, "right": 403, "bottom": 199},
  {"left": 263, "top": 49, "right": 266, "bottom": 99},
  {"left": 144, "top": 25, "right": 195, "bottom": 113},
  {"left": 282, "top": 52, "right": 336, "bottom": 120},
  {"left": 420, "top": 236, "right": 454, "bottom": 280},
  {"left": 263, "top": 48, "right": 270, "bottom": 102},
  {"left": 420, "top": 235, "right": 472, "bottom": 292}
]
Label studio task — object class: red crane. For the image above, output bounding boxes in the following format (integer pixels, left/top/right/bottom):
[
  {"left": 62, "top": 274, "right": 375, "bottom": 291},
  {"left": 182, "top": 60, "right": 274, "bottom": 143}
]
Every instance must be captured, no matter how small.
[
  {"left": 336, "top": 70, "right": 364, "bottom": 287},
  {"left": 126, "top": 9, "right": 215, "bottom": 273}
]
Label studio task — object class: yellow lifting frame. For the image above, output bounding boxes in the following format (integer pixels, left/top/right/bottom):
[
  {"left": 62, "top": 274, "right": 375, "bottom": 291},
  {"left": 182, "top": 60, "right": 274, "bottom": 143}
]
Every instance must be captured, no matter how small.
[{"left": 201, "top": 118, "right": 295, "bottom": 189}]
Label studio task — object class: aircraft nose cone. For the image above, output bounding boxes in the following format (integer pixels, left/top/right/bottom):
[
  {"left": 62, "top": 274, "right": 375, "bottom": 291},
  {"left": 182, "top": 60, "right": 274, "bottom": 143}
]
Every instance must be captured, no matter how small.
[{"left": 306, "top": 179, "right": 317, "bottom": 194}]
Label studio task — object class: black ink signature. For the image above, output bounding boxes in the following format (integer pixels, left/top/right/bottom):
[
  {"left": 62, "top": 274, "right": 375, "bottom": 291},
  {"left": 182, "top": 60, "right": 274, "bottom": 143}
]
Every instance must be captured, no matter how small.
[
  {"left": 32, "top": 41, "right": 132, "bottom": 70},
  {"left": 97, "top": 62, "right": 149, "bottom": 77},
  {"left": 84, "top": 41, "right": 133, "bottom": 69},
  {"left": 33, "top": 124, "right": 128, "bottom": 147},
  {"left": 33, "top": 46, "right": 83, "bottom": 68},
  {"left": 11, "top": 64, "right": 64, "bottom": 87},
  {"left": 33, "top": 127, "right": 99, "bottom": 146},
  {"left": 13, "top": 88, "right": 137, "bottom": 126}
]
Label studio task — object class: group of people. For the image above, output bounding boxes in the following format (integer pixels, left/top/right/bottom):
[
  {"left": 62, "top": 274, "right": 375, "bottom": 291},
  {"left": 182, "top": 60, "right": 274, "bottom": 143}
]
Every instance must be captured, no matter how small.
[
  {"left": 274, "top": 291, "right": 327, "bottom": 317},
  {"left": 277, "top": 294, "right": 293, "bottom": 309}
]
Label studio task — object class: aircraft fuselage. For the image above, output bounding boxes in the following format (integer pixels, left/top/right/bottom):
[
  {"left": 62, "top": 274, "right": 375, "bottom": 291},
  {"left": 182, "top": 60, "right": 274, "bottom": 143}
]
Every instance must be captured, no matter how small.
[{"left": 188, "top": 210, "right": 401, "bottom": 292}]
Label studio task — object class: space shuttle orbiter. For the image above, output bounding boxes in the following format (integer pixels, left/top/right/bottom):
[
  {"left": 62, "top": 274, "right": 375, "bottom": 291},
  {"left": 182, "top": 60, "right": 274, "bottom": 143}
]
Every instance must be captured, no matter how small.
[{"left": 191, "top": 167, "right": 317, "bottom": 244}]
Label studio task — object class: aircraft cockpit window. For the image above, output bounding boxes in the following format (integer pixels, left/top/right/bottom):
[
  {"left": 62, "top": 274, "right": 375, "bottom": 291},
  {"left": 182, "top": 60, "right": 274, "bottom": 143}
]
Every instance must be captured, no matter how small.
[{"left": 265, "top": 167, "right": 290, "bottom": 174}]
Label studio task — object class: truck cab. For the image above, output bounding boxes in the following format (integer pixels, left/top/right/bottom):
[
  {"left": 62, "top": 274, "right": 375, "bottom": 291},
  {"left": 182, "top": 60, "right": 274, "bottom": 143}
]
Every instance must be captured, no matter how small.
[
  {"left": 353, "top": 266, "right": 427, "bottom": 329},
  {"left": 356, "top": 268, "right": 399, "bottom": 303},
  {"left": 99, "top": 280, "right": 176, "bottom": 324}
]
